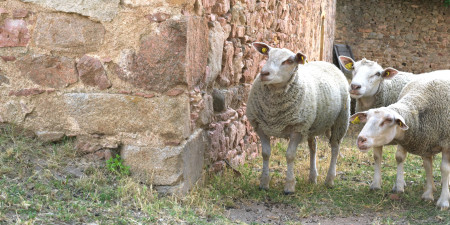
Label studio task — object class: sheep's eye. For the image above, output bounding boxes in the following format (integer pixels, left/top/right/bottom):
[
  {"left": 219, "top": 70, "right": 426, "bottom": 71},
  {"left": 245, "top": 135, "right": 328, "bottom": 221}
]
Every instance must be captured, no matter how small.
[{"left": 282, "top": 59, "right": 294, "bottom": 65}]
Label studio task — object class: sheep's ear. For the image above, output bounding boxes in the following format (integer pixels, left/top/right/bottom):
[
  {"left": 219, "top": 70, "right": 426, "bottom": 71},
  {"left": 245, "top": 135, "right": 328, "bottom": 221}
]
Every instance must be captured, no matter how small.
[
  {"left": 339, "top": 56, "right": 355, "bottom": 71},
  {"left": 350, "top": 112, "right": 367, "bottom": 124},
  {"left": 381, "top": 67, "right": 399, "bottom": 79},
  {"left": 395, "top": 118, "right": 409, "bottom": 130},
  {"left": 253, "top": 42, "right": 271, "bottom": 55},
  {"left": 295, "top": 52, "right": 307, "bottom": 64}
]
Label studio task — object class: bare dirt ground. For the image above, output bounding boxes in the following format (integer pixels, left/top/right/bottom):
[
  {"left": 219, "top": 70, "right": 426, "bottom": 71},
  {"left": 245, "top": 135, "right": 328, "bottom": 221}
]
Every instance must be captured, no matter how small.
[{"left": 225, "top": 200, "right": 408, "bottom": 225}]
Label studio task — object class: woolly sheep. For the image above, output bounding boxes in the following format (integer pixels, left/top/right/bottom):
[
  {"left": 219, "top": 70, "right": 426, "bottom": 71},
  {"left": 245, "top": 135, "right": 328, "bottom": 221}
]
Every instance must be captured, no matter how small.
[
  {"left": 339, "top": 56, "right": 449, "bottom": 192},
  {"left": 350, "top": 73, "right": 450, "bottom": 209},
  {"left": 246, "top": 42, "right": 350, "bottom": 193}
]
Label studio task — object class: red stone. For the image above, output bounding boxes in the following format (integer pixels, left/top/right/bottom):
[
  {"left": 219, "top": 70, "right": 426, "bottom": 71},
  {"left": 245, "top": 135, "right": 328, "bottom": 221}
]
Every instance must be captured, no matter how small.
[
  {"left": 13, "top": 9, "right": 29, "bottom": 18},
  {"left": 1, "top": 56, "right": 16, "bottom": 62},
  {"left": 116, "top": 16, "right": 208, "bottom": 92},
  {"left": 145, "top": 12, "right": 170, "bottom": 23},
  {"left": 166, "top": 88, "right": 184, "bottom": 96},
  {"left": 77, "top": 55, "right": 111, "bottom": 90},
  {"left": 0, "top": 19, "right": 30, "bottom": 47},
  {"left": 16, "top": 54, "right": 78, "bottom": 88},
  {"left": 9, "top": 88, "right": 45, "bottom": 97}
]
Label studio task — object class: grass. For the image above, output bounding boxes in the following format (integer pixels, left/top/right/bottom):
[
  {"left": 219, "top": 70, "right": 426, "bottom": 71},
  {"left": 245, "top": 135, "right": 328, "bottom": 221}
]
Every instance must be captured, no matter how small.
[{"left": 0, "top": 124, "right": 449, "bottom": 224}]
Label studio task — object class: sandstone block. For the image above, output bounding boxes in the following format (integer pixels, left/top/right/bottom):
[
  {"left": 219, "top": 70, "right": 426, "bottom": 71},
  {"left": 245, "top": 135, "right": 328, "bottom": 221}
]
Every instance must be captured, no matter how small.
[
  {"left": 116, "top": 16, "right": 208, "bottom": 92},
  {"left": 77, "top": 55, "right": 111, "bottom": 90},
  {"left": 122, "top": 129, "right": 207, "bottom": 194},
  {"left": 20, "top": 0, "right": 119, "bottom": 21},
  {"left": 16, "top": 54, "right": 78, "bottom": 88},
  {"left": 0, "top": 19, "right": 30, "bottom": 47},
  {"left": 206, "top": 21, "right": 225, "bottom": 86},
  {"left": 33, "top": 13, "right": 105, "bottom": 54}
]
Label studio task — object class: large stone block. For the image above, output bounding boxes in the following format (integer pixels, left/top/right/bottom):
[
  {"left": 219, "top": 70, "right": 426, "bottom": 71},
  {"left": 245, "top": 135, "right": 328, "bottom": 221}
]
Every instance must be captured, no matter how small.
[
  {"left": 16, "top": 54, "right": 78, "bottom": 88},
  {"left": 116, "top": 16, "right": 208, "bottom": 92},
  {"left": 33, "top": 13, "right": 105, "bottom": 54},
  {"left": 206, "top": 21, "right": 225, "bottom": 87},
  {"left": 121, "top": 129, "right": 207, "bottom": 194},
  {"left": 77, "top": 55, "right": 111, "bottom": 90},
  {"left": 20, "top": 0, "right": 119, "bottom": 22},
  {"left": 61, "top": 93, "right": 191, "bottom": 140},
  {"left": 0, "top": 19, "right": 30, "bottom": 47}
]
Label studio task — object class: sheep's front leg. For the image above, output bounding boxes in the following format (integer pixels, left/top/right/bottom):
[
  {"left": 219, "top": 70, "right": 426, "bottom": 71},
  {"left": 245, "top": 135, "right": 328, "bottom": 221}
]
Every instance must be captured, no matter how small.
[
  {"left": 392, "top": 146, "right": 407, "bottom": 193},
  {"left": 437, "top": 149, "right": 450, "bottom": 210},
  {"left": 256, "top": 128, "right": 271, "bottom": 190},
  {"left": 284, "top": 132, "right": 302, "bottom": 194},
  {"left": 421, "top": 155, "right": 435, "bottom": 201},
  {"left": 325, "top": 140, "right": 340, "bottom": 187},
  {"left": 308, "top": 136, "right": 318, "bottom": 184},
  {"left": 370, "top": 146, "right": 383, "bottom": 190}
]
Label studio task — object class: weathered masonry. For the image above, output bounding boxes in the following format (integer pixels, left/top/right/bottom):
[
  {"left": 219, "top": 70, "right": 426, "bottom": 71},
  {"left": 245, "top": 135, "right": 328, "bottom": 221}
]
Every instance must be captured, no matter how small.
[{"left": 0, "top": 0, "right": 337, "bottom": 193}]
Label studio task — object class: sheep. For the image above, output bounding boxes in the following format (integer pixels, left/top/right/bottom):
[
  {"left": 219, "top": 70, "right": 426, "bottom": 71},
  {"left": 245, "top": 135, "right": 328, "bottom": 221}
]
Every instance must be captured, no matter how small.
[
  {"left": 246, "top": 42, "right": 350, "bottom": 193},
  {"left": 339, "top": 56, "right": 449, "bottom": 192},
  {"left": 350, "top": 73, "right": 450, "bottom": 209}
]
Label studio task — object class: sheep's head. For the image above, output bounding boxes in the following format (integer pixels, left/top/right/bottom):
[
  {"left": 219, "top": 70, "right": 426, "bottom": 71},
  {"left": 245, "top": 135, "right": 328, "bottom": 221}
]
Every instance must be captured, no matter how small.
[
  {"left": 339, "top": 56, "right": 399, "bottom": 99},
  {"left": 253, "top": 42, "right": 307, "bottom": 85},
  {"left": 350, "top": 108, "right": 408, "bottom": 152}
]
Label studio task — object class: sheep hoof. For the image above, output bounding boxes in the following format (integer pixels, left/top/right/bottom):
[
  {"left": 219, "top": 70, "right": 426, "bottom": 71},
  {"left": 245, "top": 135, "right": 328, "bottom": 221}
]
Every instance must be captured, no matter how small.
[
  {"left": 369, "top": 184, "right": 381, "bottom": 191},
  {"left": 421, "top": 195, "right": 434, "bottom": 202},
  {"left": 392, "top": 186, "right": 404, "bottom": 193},
  {"left": 437, "top": 198, "right": 449, "bottom": 210},
  {"left": 283, "top": 191, "right": 294, "bottom": 195}
]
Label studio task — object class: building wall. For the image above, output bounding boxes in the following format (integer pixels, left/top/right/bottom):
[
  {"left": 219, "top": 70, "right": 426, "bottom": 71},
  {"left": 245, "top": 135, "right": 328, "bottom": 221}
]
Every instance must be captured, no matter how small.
[
  {"left": 335, "top": 0, "right": 449, "bottom": 73},
  {"left": 0, "top": 0, "right": 336, "bottom": 193}
]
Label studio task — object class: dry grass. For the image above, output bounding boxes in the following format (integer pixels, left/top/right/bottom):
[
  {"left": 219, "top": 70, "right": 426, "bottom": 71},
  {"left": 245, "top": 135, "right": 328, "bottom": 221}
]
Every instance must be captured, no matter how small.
[{"left": 0, "top": 124, "right": 448, "bottom": 224}]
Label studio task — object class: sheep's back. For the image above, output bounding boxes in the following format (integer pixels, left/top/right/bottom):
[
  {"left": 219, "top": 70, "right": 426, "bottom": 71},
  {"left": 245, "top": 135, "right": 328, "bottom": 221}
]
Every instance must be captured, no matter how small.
[{"left": 392, "top": 75, "right": 450, "bottom": 156}]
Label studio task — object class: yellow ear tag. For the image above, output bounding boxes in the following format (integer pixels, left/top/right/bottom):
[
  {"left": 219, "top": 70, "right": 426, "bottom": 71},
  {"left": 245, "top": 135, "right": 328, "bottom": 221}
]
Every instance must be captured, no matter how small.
[
  {"left": 351, "top": 116, "right": 360, "bottom": 124},
  {"left": 345, "top": 63, "right": 353, "bottom": 70},
  {"left": 398, "top": 121, "right": 402, "bottom": 126},
  {"left": 386, "top": 71, "right": 390, "bottom": 76},
  {"left": 262, "top": 47, "right": 267, "bottom": 53}
]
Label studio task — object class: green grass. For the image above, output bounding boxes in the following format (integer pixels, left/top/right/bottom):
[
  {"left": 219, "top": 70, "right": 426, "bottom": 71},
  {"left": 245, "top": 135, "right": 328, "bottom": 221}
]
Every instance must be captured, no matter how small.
[{"left": 0, "top": 124, "right": 449, "bottom": 224}]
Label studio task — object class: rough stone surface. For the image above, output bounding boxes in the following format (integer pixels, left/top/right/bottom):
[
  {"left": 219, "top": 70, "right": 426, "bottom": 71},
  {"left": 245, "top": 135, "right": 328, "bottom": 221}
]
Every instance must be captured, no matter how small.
[
  {"left": 122, "top": 129, "right": 207, "bottom": 194},
  {"left": 33, "top": 13, "right": 105, "bottom": 54},
  {"left": 206, "top": 21, "right": 225, "bottom": 87},
  {"left": 335, "top": 0, "right": 449, "bottom": 73},
  {"left": 35, "top": 131, "right": 65, "bottom": 142},
  {"left": 0, "top": 19, "right": 30, "bottom": 47},
  {"left": 116, "top": 16, "right": 208, "bottom": 92},
  {"left": 0, "top": 74, "right": 9, "bottom": 85},
  {"left": 20, "top": 0, "right": 119, "bottom": 21},
  {"left": 16, "top": 54, "right": 78, "bottom": 88},
  {"left": 77, "top": 55, "right": 111, "bottom": 90}
]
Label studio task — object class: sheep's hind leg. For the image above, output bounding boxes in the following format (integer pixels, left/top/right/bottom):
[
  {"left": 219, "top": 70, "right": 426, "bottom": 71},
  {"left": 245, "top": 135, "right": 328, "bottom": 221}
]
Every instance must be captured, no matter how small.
[
  {"left": 392, "top": 146, "right": 407, "bottom": 193},
  {"left": 370, "top": 146, "right": 383, "bottom": 190},
  {"left": 325, "top": 139, "right": 340, "bottom": 187},
  {"left": 437, "top": 149, "right": 450, "bottom": 210},
  {"left": 256, "top": 128, "right": 271, "bottom": 190},
  {"left": 308, "top": 136, "right": 318, "bottom": 184},
  {"left": 421, "top": 155, "right": 434, "bottom": 201},
  {"left": 284, "top": 132, "right": 302, "bottom": 194}
]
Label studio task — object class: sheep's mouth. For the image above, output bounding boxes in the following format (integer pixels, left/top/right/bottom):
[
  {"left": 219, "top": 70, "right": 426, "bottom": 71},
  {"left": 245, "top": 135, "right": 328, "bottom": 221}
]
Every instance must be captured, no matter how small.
[
  {"left": 358, "top": 145, "right": 370, "bottom": 152},
  {"left": 349, "top": 92, "right": 362, "bottom": 99}
]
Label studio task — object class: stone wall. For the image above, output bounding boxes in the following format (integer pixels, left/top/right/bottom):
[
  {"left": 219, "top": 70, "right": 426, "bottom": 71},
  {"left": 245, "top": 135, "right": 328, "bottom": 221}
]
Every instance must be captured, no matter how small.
[
  {"left": 0, "top": 0, "right": 336, "bottom": 193},
  {"left": 335, "top": 0, "right": 449, "bottom": 74}
]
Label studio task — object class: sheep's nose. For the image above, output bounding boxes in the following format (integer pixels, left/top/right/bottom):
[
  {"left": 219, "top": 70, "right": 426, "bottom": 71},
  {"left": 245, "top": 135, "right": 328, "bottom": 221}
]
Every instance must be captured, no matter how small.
[
  {"left": 260, "top": 71, "right": 270, "bottom": 77},
  {"left": 357, "top": 136, "right": 367, "bottom": 144},
  {"left": 351, "top": 84, "right": 361, "bottom": 90}
]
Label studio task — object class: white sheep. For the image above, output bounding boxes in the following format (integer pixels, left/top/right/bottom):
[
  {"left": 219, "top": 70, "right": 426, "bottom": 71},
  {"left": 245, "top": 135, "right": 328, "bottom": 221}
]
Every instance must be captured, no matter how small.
[
  {"left": 247, "top": 42, "right": 350, "bottom": 193},
  {"left": 350, "top": 73, "right": 450, "bottom": 209},
  {"left": 339, "top": 56, "right": 449, "bottom": 192}
]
